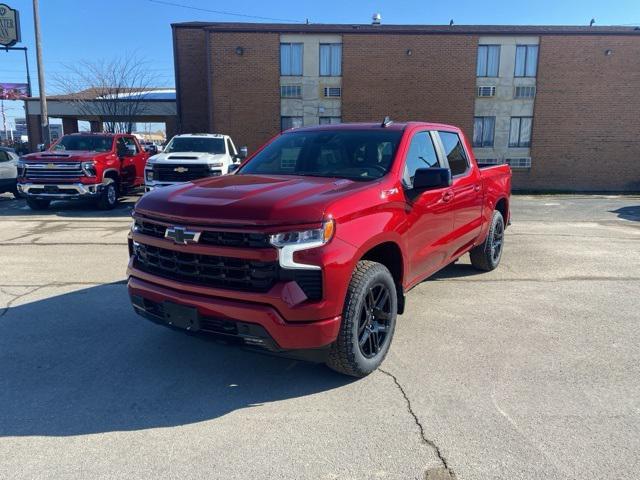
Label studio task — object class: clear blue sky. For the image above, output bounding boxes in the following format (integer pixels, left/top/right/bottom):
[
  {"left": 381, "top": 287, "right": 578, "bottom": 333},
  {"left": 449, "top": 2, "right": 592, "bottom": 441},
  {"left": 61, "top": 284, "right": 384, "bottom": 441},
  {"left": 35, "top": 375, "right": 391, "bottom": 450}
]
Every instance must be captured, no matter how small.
[{"left": 2, "top": 0, "right": 639, "bottom": 126}]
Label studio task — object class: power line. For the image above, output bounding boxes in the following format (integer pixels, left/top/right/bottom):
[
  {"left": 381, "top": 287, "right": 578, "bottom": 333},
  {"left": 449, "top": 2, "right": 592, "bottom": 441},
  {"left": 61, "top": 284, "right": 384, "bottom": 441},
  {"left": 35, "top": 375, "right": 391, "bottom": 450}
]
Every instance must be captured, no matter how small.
[{"left": 147, "top": 0, "right": 304, "bottom": 23}]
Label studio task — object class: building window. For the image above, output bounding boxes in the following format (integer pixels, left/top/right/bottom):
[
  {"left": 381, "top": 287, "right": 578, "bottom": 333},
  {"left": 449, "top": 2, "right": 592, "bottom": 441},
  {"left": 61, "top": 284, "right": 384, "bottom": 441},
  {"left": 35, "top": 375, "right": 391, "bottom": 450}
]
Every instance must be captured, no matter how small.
[
  {"left": 514, "top": 86, "right": 536, "bottom": 99},
  {"left": 506, "top": 157, "right": 532, "bottom": 168},
  {"left": 320, "top": 43, "right": 342, "bottom": 76},
  {"left": 515, "top": 45, "right": 539, "bottom": 77},
  {"left": 319, "top": 117, "right": 341, "bottom": 125},
  {"left": 280, "top": 43, "right": 303, "bottom": 76},
  {"left": 322, "top": 87, "right": 341, "bottom": 98},
  {"left": 477, "top": 45, "right": 500, "bottom": 77},
  {"left": 280, "top": 85, "right": 302, "bottom": 98},
  {"left": 477, "top": 86, "right": 496, "bottom": 97},
  {"left": 509, "top": 117, "right": 533, "bottom": 147},
  {"left": 281, "top": 116, "right": 303, "bottom": 131},
  {"left": 473, "top": 117, "right": 495, "bottom": 147},
  {"left": 438, "top": 131, "right": 469, "bottom": 176}
]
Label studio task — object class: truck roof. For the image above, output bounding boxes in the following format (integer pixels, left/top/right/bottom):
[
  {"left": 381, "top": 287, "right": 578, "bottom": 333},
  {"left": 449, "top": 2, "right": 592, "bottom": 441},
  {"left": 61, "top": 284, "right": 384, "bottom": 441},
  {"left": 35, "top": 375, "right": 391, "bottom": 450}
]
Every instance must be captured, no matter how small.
[
  {"left": 174, "top": 133, "right": 227, "bottom": 138},
  {"left": 291, "top": 121, "right": 461, "bottom": 133}
]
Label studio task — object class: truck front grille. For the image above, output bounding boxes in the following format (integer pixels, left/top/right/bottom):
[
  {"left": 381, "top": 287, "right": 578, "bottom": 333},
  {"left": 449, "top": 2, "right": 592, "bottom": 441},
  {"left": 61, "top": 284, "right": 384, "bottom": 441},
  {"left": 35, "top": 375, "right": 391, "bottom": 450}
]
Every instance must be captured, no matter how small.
[
  {"left": 154, "top": 164, "right": 211, "bottom": 182},
  {"left": 133, "top": 243, "right": 277, "bottom": 292},
  {"left": 25, "top": 162, "right": 83, "bottom": 180},
  {"left": 134, "top": 218, "right": 271, "bottom": 248}
]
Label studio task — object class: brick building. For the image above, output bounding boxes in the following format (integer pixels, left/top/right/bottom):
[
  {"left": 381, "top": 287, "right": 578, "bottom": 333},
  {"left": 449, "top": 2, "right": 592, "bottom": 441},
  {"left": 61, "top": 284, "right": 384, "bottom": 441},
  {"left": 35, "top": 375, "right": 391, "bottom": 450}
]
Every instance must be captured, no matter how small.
[{"left": 172, "top": 22, "right": 640, "bottom": 191}]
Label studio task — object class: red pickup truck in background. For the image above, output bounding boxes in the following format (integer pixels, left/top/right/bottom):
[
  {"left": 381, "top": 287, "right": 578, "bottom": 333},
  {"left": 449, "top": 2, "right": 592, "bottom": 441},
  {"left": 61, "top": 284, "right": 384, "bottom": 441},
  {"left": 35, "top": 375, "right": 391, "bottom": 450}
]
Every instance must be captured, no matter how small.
[
  {"left": 127, "top": 121, "right": 511, "bottom": 377},
  {"left": 17, "top": 132, "right": 149, "bottom": 210}
]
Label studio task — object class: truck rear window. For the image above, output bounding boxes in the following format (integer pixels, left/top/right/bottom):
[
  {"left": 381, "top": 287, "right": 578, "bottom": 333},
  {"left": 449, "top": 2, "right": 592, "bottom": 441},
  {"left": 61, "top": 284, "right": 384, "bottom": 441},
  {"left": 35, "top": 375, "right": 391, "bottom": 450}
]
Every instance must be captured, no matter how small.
[
  {"left": 53, "top": 136, "right": 114, "bottom": 152},
  {"left": 239, "top": 130, "right": 403, "bottom": 181}
]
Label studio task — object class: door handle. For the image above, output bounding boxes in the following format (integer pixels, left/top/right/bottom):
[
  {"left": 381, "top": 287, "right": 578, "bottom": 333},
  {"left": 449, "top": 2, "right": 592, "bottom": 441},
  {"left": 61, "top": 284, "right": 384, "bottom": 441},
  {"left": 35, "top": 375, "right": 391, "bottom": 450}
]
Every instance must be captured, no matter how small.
[
  {"left": 442, "top": 191, "right": 454, "bottom": 203},
  {"left": 474, "top": 184, "right": 481, "bottom": 192}
]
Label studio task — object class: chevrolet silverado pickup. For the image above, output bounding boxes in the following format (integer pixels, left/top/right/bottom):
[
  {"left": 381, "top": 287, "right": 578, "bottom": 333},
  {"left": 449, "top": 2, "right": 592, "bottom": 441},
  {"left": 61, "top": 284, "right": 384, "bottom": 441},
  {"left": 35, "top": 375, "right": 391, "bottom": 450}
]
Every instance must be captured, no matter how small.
[
  {"left": 144, "top": 133, "right": 246, "bottom": 191},
  {"left": 127, "top": 120, "right": 511, "bottom": 377},
  {"left": 17, "top": 132, "right": 149, "bottom": 210}
]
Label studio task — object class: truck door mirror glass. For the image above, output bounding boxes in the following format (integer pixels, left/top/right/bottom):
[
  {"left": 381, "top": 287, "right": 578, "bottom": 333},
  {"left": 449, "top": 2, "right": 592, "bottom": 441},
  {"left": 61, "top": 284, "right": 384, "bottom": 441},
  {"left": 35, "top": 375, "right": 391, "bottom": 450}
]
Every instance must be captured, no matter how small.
[{"left": 412, "top": 168, "right": 452, "bottom": 190}]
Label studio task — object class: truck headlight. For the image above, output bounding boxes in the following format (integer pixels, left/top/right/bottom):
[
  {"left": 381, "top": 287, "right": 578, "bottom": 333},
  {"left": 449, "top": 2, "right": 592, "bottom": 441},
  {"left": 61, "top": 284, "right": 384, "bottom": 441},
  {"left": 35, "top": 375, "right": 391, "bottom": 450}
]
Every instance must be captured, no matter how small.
[
  {"left": 81, "top": 161, "right": 96, "bottom": 176},
  {"left": 17, "top": 160, "right": 27, "bottom": 177},
  {"left": 269, "top": 219, "right": 335, "bottom": 270},
  {"left": 209, "top": 162, "right": 224, "bottom": 169},
  {"left": 145, "top": 169, "right": 154, "bottom": 182}
]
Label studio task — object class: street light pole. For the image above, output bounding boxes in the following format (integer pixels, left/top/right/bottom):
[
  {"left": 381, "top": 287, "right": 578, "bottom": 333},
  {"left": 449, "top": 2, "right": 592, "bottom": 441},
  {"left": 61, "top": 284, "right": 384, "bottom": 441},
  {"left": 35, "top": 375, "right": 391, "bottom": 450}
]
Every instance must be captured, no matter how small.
[{"left": 32, "top": 0, "right": 49, "bottom": 146}]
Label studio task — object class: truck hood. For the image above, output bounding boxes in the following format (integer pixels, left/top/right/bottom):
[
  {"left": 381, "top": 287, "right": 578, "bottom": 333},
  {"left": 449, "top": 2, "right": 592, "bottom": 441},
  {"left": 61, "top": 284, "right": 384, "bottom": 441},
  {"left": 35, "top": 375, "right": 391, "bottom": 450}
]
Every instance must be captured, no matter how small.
[
  {"left": 148, "top": 152, "right": 227, "bottom": 165},
  {"left": 22, "top": 150, "right": 106, "bottom": 162},
  {"left": 135, "top": 174, "right": 373, "bottom": 227}
]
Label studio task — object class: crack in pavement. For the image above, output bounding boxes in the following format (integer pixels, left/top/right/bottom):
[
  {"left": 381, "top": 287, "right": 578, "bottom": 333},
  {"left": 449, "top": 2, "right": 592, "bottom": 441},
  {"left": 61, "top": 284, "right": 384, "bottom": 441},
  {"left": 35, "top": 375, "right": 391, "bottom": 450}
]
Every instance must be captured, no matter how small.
[
  {"left": 379, "top": 368, "right": 456, "bottom": 480},
  {"left": 0, "top": 284, "right": 55, "bottom": 317}
]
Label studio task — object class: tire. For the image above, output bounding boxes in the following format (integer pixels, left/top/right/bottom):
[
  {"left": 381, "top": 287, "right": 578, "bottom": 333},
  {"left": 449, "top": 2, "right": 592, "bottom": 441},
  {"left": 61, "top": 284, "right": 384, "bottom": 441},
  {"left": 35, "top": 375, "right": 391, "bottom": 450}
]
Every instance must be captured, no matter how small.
[
  {"left": 97, "top": 178, "right": 118, "bottom": 210},
  {"left": 326, "top": 260, "right": 397, "bottom": 377},
  {"left": 26, "top": 197, "right": 50, "bottom": 210},
  {"left": 470, "top": 210, "right": 505, "bottom": 271}
]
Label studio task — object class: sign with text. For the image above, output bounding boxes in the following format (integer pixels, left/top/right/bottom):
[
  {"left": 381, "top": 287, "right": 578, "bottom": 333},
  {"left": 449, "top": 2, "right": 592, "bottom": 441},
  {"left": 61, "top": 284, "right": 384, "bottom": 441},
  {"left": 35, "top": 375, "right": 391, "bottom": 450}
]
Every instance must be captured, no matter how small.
[
  {"left": 0, "top": 3, "right": 20, "bottom": 47},
  {"left": 0, "top": 82, "right": 28, "bottom": 100}
]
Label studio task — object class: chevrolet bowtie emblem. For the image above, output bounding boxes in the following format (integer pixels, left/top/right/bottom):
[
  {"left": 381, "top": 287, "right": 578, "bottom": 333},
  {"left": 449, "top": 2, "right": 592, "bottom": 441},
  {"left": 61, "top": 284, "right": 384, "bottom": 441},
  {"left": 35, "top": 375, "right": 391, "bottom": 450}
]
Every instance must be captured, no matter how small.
[
  {"left": 47, "top": 163, "right": 56, "bottom": 169},
  {"left": 174, "top": 166, "right": 189, "bottom": 173},
  {"left": 165, "top": 226, "right": 201, "bottom": 245}
]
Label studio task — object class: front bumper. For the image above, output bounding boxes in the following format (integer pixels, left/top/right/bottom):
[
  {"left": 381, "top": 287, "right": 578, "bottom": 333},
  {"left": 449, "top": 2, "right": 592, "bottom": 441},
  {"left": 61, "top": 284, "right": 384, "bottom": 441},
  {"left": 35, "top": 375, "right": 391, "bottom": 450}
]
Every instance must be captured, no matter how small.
[
  {"left": 128, "top": 276, "right": 342, "bottom": 351},
  {"left": 144, "top": 172, "right": 223, "bottom": 192},
  {"left": 18, "top": 182, "right": 103, "bottom": 199}
]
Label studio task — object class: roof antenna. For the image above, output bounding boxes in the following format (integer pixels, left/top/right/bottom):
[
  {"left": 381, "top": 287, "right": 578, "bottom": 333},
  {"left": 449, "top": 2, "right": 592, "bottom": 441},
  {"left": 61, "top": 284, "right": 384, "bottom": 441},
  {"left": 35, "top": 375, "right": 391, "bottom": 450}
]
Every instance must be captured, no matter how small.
[
  {"left": 449, "top": 19, "right": 454, "bottom": 26},
  {"left": 589, "top": 18, "right": 596, "bottom": 26},
  {"left": 381, "top": 116, "right": 393, "bottom": 127}
]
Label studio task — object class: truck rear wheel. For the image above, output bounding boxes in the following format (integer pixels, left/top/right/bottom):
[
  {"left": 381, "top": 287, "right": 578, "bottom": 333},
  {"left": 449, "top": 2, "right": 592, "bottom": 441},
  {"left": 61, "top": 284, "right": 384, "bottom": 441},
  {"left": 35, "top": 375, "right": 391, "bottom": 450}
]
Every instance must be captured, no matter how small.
[
  {"left": 26, "top": 198, "right": 50, "bottom": 210},
  {"left": 97, "top": 178, "right": 118, "bottom": 210},
  {"left": 470, "top": 210, "right": 505, "bottom": 271},
  {"left": 326, "top": 260, "right": 397, "bottom": 377}
]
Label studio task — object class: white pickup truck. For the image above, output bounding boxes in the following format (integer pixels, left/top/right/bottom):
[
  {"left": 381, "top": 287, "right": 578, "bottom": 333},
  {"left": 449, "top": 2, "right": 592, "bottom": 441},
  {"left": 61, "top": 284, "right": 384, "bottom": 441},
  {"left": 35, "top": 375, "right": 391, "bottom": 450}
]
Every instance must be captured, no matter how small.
[{"left": 144, "top": 133, "right": 246, "bottom": 191}]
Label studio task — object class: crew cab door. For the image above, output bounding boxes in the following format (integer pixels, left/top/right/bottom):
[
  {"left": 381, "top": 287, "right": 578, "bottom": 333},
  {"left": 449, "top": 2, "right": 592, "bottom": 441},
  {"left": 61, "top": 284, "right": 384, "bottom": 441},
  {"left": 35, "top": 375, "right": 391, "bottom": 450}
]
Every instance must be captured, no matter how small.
[
  {"left": 435, "top": 131, "right": 484, "bottom": 258},
  {"left": 0, "top": 150, "right": 18, "bottom": 186},
  {"left": 118, "top": 136, "right": 147, "bottom": 187},
  {"left": 401, "top": 130, "right": 455, "bottom": 284}
]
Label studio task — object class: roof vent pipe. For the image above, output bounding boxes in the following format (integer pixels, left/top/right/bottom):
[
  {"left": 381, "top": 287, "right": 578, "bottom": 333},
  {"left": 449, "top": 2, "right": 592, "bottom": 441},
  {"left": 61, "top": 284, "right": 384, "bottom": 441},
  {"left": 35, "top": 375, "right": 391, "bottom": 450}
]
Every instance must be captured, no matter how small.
[{"left": 372, "top": 13, "right": 381, "bottom": 25}]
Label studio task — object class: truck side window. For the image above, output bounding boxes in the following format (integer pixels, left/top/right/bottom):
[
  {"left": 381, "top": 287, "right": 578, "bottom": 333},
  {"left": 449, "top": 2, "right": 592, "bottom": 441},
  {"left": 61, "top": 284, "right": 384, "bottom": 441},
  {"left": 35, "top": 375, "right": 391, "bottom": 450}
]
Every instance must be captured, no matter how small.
[
  {"left": 123, "top": 137, "right": 139, "bottom": 153},
  {"left": 403, "top": 131, "right": 439, "bottom": 187},
  {"left": 0, "top": 151, "right": 10, "bottom": 162},
  {"left": 438, "top": 131, "right": 469, "bottom": 176},
  {"left": 226, "top": 138, "right": 236, "bottom": 155}
]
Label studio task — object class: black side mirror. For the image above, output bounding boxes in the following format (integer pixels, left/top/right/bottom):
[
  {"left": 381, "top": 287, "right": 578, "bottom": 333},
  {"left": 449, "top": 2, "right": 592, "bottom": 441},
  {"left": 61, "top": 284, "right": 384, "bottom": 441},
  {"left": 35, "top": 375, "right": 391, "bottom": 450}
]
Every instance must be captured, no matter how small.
[
  {"left": 237, "top": 146, "right": 248, "bottom": 160},
  {"left": 412, "top": 168, "right": 452, "bottom": 190}
]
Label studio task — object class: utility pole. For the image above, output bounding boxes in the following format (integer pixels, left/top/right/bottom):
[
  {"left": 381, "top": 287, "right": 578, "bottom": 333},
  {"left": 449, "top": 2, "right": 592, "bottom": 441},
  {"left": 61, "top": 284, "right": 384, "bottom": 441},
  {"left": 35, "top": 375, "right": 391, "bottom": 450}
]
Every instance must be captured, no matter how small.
[{"left": 32, "top": 0, "right": 49, "bottom": 147}]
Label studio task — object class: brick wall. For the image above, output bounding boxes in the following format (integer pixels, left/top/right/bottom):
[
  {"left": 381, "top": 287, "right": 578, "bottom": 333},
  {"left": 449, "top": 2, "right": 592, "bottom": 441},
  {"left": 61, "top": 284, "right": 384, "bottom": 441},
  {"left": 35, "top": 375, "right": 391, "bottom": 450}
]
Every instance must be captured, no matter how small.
[
  {"left": 208, "top": 32, "right": 281, "bottom": 152},
  {"left": 522, "top": 35, "right": 640, "bottom": 191},
  {"left": 342, "top": 34, "right": 478, "bottom": 139},
  {"left": 174, "top": 27, "right": 210, "bottom": 133}
]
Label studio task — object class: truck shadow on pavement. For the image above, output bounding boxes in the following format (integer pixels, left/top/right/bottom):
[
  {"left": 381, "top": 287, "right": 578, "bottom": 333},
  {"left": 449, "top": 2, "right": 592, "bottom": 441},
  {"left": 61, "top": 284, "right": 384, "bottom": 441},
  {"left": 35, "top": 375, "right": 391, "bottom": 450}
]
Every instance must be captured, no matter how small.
[
  {"left": 610, "top": 206, "right": 640, "bottom": 222},
  {"left": 0, "top": 195, "right": 139, "bottom": 218},
  {"left": 0, "top": 282, "right": 353, "bottom": 437}
]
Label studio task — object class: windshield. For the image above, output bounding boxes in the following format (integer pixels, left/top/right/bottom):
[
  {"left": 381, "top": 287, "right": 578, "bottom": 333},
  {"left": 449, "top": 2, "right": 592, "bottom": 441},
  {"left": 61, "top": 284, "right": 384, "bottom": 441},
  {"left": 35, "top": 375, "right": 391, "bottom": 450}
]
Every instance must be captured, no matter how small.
[
  {"left": 238, "top": 130, "right": 403, "bottom": 181},
  {"left": 53, "top": 135, "right": 114, "bottom": 152},
  {"left": 165, "top": 137, "right": 225, "bottom": 154}
]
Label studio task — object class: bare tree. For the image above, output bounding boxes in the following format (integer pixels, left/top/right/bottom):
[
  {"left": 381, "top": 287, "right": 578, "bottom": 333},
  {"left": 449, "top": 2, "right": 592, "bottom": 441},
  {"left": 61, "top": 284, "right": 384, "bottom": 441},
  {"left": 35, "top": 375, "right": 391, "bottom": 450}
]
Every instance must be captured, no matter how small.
[{"left": 52, "top": 55, "right": 157, "bottom": 134}]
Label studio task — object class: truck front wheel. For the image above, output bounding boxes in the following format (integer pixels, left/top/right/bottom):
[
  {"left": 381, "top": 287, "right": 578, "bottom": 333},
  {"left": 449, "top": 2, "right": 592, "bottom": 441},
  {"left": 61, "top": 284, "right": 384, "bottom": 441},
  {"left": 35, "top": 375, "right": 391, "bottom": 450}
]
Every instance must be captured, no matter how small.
[
  {"left": 326, "top": 260, "right": 397, "bottom": 377},
  {"left": 97, "top": 178, "right": 118, "bottom": 210},
  {"left": 26, "top": 198, "right": 50, "bottom": 210},
  {"left": 470, "top": 210, "right": 505, "bottom": 271}
]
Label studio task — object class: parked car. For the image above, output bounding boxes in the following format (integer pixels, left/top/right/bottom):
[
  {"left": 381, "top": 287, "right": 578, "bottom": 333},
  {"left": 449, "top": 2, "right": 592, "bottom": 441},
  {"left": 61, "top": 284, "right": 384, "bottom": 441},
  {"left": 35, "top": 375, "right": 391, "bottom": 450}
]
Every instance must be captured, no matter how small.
[
  {"left": 144, "top": 133, "right": 246, "bottom": 191},
  {"left": 17, "top": 132, "right": 149, "bottom": 210},
  {"left": 0, "top": 146, "right": 19, "bottom": 198},
  {"left": 127, "top": 120, "right": 511, "bottom": 377},
  {"left": 141, "top": 142, "right": 159, "bottom": 155}
]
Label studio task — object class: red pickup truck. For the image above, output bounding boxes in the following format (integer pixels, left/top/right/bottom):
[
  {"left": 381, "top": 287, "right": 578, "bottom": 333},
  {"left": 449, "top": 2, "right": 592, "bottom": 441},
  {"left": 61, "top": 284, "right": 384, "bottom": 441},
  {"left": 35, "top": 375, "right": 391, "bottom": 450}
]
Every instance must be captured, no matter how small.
[
  {"left": 127, "top": 121, "right": 511, "bottom": 377},
  {"left": 17, "top": 132, "right": 149, "bottom": 210}
]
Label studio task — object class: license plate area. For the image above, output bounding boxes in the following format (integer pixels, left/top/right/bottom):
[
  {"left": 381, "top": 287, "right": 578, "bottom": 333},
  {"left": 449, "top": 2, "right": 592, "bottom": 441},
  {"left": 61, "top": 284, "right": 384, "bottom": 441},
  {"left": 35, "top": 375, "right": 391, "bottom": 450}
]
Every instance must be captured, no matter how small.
[
  {"left": 163, "top": 302, "right": 200, "bottom": 331},
  {"left": 44, "top": 185, "right": 59, "bottom": 193}
]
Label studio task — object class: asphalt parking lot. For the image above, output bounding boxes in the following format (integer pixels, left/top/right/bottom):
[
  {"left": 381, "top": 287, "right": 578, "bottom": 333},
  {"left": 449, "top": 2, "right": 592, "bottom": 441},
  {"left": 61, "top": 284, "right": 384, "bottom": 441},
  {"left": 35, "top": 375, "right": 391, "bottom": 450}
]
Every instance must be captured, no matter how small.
[{"left": 0, "top": 193, "right": 639, "bottom": 480}]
